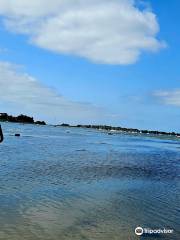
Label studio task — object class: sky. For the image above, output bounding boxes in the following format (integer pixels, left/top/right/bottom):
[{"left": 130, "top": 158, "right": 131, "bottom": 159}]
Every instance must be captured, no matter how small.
[{"left": 0, "top": 0, "right": 179, "bottom": 132}]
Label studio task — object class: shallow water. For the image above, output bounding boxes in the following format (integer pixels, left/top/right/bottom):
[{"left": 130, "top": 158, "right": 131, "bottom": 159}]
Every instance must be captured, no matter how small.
[{"left": 0, "top": 122, "right": 179, "bottom": 240}]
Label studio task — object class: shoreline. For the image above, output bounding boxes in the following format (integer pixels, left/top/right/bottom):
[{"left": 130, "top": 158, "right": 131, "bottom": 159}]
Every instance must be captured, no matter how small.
[
  {"left": 58, "top": 124, "right": 180, "bottom": 138},
  {"left": 1, "top": 112, "right": 180, "bottom": 138},
  {"left": 0, "top": 113, "right": 46, "bottom": 125}
]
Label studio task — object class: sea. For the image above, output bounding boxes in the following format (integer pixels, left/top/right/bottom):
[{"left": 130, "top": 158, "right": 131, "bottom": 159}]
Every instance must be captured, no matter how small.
[{"left": 0, "top": 122, "right": 179, "bottom": 240}]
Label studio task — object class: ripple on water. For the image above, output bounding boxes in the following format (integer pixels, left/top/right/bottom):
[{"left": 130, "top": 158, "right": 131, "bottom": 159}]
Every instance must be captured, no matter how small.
[{"left": 0, "top": 123, "right": 179, "bottom": 240}]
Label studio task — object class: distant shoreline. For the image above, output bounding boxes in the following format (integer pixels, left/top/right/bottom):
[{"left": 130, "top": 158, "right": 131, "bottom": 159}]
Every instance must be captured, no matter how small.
[
  {"left": 0, "top": 113, "right": 46, "bottom": 125},
  {"left": 0, "top": 112, "right": 180, "bottom": 138},
  {"left": 57, "top": 123, "right": 180, "bottom": 138}
]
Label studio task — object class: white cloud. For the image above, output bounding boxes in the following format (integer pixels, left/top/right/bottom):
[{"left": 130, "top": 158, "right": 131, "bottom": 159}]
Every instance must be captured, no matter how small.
[
  {"left": 0, "top": 0, "right": 165, "bottom": 64},
  {"left": 153, "top": 89, "right": 180, "bottom": 107},
  {"left": 0, "top": 61, "right": 104, "bottom": 123}
]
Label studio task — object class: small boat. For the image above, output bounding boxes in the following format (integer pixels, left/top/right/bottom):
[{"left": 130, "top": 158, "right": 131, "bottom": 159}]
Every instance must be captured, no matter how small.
[{"left": 108, "top": 132, "right": 113, "bottom": 135}]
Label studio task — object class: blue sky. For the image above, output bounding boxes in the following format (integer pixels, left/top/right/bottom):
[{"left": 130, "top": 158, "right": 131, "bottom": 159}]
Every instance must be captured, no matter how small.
[{"left": 0, "top": 0, "right": 179, "bottom": 132}]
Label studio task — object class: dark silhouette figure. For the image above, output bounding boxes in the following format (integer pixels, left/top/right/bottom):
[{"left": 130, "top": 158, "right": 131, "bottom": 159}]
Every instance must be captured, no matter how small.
[{"left": 0, "top": 125, "right": 3, "bottom": 143}]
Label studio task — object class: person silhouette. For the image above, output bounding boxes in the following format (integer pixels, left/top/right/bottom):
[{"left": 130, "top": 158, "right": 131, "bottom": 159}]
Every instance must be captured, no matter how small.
[{"left": 0, "top": 125, "right": 3, "bottom": 143}]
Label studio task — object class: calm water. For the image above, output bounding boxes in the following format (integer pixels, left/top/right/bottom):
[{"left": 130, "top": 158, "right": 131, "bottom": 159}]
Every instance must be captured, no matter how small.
[{"left": 0, "top": 122, "right": 179, "bottom": 240}]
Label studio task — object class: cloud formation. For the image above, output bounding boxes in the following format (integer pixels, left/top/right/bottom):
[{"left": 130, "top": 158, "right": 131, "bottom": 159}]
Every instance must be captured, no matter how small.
[
  {"left": 153, "top": 89, "right": 180, "bottom": 107},
  {"left": 0, "top": 0, "right": 165, "bottom": 64},
  {"left": 0, "top": 61, "right": 104, "bottom": 123}
]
